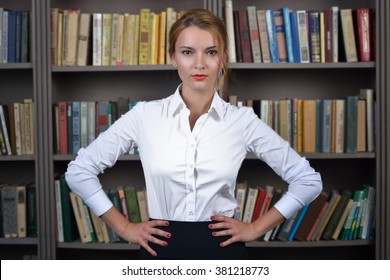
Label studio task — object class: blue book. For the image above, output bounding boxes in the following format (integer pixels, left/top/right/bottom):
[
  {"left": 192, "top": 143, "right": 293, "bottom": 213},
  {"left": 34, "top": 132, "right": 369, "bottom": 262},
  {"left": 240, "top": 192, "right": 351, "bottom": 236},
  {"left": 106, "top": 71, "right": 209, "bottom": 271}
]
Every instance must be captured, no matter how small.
[
  {"left": 308, "top": 10, "right": 321, "bottom": 63},
  {"left": 289, "top": 11, "right": 301, "bottom": 62},
  {"left": 282, "top": 7, "right": 294, "bottom": 63},
  {"left": 72, "top": 101, "right": 81, "bottom": 154},
  {"left": 265, "top": 9, "right": 279, "bottom": 63},
  {"left": 288, "top": 204, "right": 310, "bottom": 241},
  {"left": 345, "top": 96, "right": 358, "bottom": 153},
  {"left": 7, "top": 10, "right": 17, "bottom": 63}
]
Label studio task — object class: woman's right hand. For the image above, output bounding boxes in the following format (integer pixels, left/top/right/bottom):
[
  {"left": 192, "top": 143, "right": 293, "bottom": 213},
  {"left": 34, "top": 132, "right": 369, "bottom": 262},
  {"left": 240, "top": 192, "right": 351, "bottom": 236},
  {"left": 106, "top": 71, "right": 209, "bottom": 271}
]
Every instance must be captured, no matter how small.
[
  {"left": 100, "top": 206, "right": 171, "bottom": 257},
  {"left": 120, "top": 220, "right": 171, "bottom": 257}
]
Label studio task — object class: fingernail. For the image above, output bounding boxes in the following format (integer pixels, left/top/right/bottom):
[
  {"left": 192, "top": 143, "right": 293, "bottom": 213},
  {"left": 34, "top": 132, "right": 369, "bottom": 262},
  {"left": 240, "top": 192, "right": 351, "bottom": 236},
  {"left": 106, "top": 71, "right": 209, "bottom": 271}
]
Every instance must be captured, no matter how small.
[
  {"left": 212, "top": 232, "right": 217, "bottom": 236},
  {"left": 163, "top": 242, "right": 168, "bottom": 247},
  {"left": 208, "top": 224, "right": 213, "bottom": 229},
  {"left": 166, "top": 233, "right": 171, "bottom": 238},
  {"left": 210, "top": 216, "right": 216, "bottom": 220},
  {"left": 152, "top": 252, "right": 157, "bottom": 257},
  {"left": 165, "top": 221, "right": 170, "bottom": 226},
  {"left": 220, "top": 243, "right": 225, "bottom": 247}
]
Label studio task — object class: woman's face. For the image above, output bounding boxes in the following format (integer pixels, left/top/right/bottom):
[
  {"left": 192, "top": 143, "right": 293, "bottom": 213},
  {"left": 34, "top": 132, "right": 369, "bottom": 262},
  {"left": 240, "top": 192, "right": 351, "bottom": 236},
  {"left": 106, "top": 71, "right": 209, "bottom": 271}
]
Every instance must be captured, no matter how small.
[{"left": 171, "top": 26, "right": 222, "bottom": 95}]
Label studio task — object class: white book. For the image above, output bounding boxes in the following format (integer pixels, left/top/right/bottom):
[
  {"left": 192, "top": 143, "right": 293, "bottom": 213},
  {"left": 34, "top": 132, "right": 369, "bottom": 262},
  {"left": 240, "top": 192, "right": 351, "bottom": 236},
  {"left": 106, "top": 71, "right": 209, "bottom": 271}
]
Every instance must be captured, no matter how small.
[
  {"left": 242, "top": 187, "right": 258, "bottom": 223},
  {"left": 296, "top": 10, "right": 310, "bottom": 63},
  {"left": 224, "top": 0, "right": 236, "bottom": 63},
  {"left": 331, "top": 6, "right": 339, "bottom": 62},
  {"left": 92, "top": 13, "right": 102, "bottom": 66}
]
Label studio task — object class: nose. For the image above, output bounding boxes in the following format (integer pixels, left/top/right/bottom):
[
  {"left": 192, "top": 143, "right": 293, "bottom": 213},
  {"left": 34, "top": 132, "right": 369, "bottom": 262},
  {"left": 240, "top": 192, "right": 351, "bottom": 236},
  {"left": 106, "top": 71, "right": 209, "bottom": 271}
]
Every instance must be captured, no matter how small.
[{"left": 194, "top": 53, "right": 205, "bottom": 70}]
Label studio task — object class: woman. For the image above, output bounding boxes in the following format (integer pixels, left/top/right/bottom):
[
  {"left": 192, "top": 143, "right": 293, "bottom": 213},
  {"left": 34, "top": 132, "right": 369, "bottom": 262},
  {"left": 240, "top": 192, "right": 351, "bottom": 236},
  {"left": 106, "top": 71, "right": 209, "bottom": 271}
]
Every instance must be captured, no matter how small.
[{"left": 65, "top": 8, "right": 322, "bottom": 260}]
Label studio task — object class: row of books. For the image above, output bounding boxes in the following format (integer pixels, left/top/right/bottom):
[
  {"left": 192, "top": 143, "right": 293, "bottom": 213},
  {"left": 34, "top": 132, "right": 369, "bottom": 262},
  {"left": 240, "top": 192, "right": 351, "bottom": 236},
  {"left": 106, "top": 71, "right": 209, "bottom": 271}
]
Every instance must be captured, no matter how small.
[
  {"left": 55, "top": 172, "right": 375, "bottom": 244},
  {"left": 225, "top": 2, "right": 374, "bottom": 63},
  {"left": 230, "top": 89, "right": 375, "bottom": 154},
  {"left": 55, "top": 174, "right": 148, "bottom": 244},
  {"left": 235, "top": 181, "right": 375, "bottom": 242},
  {"left": 0, "top": 8, "right": 30, "bottom": 64},
  {"left": 53, "top": 97, "right": 138, "bottom": 155},
  {"left": 50, "top": 7, "right": 182, "bottom": 66},
  {"left": 0, "top": 182, "right": 37, "bottom": 238},
  {"left": 0, "top": 100, "right": 35, "bottom": 156}
]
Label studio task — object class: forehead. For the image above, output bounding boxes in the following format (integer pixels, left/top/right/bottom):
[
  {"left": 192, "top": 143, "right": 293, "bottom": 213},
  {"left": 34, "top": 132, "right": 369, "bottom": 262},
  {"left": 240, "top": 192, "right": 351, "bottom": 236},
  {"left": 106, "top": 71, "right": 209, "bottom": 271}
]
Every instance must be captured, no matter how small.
[{"left": 176, "top": 26, "right": 217, "bottom": 47}]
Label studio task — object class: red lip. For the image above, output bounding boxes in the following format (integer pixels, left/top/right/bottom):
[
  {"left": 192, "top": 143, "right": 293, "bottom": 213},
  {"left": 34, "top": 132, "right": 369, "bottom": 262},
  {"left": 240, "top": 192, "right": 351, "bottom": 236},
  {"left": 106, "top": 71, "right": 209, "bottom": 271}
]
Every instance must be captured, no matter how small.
[{"left": 192, "top": 74, "right": 207, "bottom": 81}]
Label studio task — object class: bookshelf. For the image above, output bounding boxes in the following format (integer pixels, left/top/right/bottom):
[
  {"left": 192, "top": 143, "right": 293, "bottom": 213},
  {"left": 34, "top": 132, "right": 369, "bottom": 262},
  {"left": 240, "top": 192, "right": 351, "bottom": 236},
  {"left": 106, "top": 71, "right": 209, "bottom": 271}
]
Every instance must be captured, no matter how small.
[{"left": 0, "top": 0, "right": 389, "bottom": 260}]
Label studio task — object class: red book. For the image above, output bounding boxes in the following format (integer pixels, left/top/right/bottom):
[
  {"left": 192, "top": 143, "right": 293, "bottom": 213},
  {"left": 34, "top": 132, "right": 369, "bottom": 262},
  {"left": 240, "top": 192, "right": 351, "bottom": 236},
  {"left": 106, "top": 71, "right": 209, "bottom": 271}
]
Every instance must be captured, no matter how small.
[
  {"left": 237, "top": 9, "right": 253, "bottom": 63},
  {"left": 58, "top": 102, "right": 68, "bottom": 154},
  {"left": 356, "top": 8, "right": 373, "bottom": 62},
  {"left": 324, "top": 9, "right": 333, "bottom": 63},
  {"left": 251, "top": 188, "right": 266, "bottom": 222}
]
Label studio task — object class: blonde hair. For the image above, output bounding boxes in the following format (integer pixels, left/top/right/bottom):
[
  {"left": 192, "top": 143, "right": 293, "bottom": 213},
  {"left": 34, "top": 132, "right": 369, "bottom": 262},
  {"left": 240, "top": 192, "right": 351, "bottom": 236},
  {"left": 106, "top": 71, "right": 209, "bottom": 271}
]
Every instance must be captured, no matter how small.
[{"left": 169, "top": 9, "right": 228, "bottom": 90}]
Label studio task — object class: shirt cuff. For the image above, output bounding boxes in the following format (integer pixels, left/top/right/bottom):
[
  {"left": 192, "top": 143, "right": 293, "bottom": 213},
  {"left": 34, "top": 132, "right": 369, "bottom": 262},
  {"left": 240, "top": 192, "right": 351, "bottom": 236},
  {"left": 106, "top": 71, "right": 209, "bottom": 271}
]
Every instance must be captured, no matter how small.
[
  {"left": 274, "top": 192, "right": 304, "bottom": 220},
  {"left": 84, "top": 189, "right": 113, "bottom": 217}
]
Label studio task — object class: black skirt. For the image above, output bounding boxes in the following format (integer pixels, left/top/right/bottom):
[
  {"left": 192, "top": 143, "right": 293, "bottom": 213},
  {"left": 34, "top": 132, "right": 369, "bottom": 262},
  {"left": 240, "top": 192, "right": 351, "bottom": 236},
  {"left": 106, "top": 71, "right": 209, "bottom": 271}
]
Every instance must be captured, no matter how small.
[{"left": 138, "top": 220, "right": 248, "bottom": 260}]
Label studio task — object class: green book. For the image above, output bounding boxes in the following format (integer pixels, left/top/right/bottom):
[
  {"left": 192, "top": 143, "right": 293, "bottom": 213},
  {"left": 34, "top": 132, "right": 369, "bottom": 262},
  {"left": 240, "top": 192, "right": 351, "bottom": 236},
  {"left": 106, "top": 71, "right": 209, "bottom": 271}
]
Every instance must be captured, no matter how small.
[
  {"left": 59, "top": 175, "right": 78, "bottom": 242},
  {"left": 124, "top": 186, "right": 141, "bottom": 223}
]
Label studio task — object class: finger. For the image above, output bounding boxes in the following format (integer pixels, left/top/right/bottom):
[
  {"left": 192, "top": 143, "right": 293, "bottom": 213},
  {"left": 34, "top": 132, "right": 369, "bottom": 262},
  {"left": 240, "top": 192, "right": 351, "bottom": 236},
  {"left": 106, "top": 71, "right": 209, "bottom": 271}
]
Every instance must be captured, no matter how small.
[
  {"left": 219, "top": 236, "right": 240, "bottom": 248},
  {"left": 150, "top": 227, "right": 172, "bottom": 239},
  {"left": 150, "top": 219, "right": 170, "bottom": 227},
  {"left": 211, "top": 228, "right": 234, "bottom": 237},
  {"left": 140, "top": 241, "right": 158, "bottom": 257}
]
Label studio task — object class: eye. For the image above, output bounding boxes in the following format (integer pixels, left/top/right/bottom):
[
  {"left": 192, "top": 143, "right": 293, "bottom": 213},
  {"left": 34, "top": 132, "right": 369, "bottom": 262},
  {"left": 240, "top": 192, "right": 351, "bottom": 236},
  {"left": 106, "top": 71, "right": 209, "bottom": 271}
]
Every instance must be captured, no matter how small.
[
  {"left": 207, "top": 50, "right": 218, "bottom": 56},
  {"left": 181, "top": 50, "right": 192, "bottom": 56}
]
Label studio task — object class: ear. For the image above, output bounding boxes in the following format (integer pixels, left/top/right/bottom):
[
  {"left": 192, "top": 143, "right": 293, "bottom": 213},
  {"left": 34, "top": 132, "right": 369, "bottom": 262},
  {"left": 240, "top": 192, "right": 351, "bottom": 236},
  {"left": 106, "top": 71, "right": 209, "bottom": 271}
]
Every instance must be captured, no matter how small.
[{"left": 171, "top": 54, "right": 177, "bottom": 67}]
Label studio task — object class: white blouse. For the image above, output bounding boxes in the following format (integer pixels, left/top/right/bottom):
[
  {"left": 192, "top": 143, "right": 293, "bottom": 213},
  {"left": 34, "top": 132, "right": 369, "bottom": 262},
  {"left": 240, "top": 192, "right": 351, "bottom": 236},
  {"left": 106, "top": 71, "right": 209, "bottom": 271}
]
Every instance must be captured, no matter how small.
[{"left": 65, "top": 86, "right": 322, "bottom": 221}]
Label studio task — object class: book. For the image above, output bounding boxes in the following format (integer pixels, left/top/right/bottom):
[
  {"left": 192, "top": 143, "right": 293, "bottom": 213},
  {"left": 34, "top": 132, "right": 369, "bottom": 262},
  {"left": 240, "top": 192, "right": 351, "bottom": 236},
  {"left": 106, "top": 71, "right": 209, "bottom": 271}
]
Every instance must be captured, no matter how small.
[
  {"left": 26, "top": 183, "right": 37, "bottom": 237},
  {"left": 124, "top": 186, "right": 141, "bottom": 223},
  {"left": 273, "top": 10, "right": 287, "bottom": 63},
  {"left": 251, "top": 187, "right": 266, "bottom": 222},
  {"left": 302, "top": 99, "right": 316, "bottom": 153},
  {"left": 282, "top": 7, "right": 294, "bottom": 63},
  {"left": 331, "top": 7, "right": 339, "bottom": 62},
  {"left": 54, "top": 178, "right": 64, "bottom": 242},
  {"left": 359, "top": 89, "right": 374, "bottom": 152},
  {"left": 1, "top": 185, "right": 18, "bottom": 238},
  {"left": 331, "top": 198, "right": 353, "bottom": 240},
  {"left": 69, "top": 192, "right": 92, "bottom": 243},
  {"left": 242, "top": 187, "right": 258, "bottom": 223},
  {"left": 137, "top": 189, "right": 149, "bottom": 222},
  {"left": 294, "top": 191, "right": 328, "bottom": 241},
  {"left": 265, "top": 9, "right": 279, "bottom": 63},
  {"left": 340, "top": 9, "right": 358, "bottom": 62},
  {"left": 276, "top": 208, "right": 301, "bottom": 241},
  {"left": 92, "top": 13, "right": 102, "bottom": 66},
  {"left": 63, "top": 9, "right": 80, "bottom": 66},
  {"left": 76, "top": 13, "right": 91, "bottom": 66},
  {"left": 139, "top": 9, "right": 151, "bottom": 65},
  {"left": 237, "top": 9, "right": 252, "bottom": 63},
  {"left": 288, "top": 203, "right": 309, "bottom": 241},
  {"left": 58, "top": 174, "right": 78, "bottom": 242},
  {"left": 234, "top": 180, "right": 248, "bottom": 221},
  {"left": 312, "top": 190, "right": 341, "bottom": 241},
  {"left": 247, "top": 6, "right": 261, "bottom": 63},
  {"left": 296, "top": 10, "right": 309, "bottom": 63},
  {"left": 16, "top": 184, "right": 27, "bottom": 238},
  {"left": 256, "top": 10, "right": 270, "bottom": 63},
  {"left": 334, "top": 99, "right": 345, "bottom": 153},
  {"left": 345, "top": 96, "right": 358, "bottom": 153},
  {"left": 308, "top": 10, "right": 321, "bottom": 63},
  {"left": 322, "top": 190, "right": 353, "bottom": 240},
  {"left": 357, "top": 99, "right": 367, "bottom": 152},
  {"left": 355, "top": 8, "right": 373, "bottom": 62},
  {"left": 289, "top": 11, "right": 301, "bottom": 63}
]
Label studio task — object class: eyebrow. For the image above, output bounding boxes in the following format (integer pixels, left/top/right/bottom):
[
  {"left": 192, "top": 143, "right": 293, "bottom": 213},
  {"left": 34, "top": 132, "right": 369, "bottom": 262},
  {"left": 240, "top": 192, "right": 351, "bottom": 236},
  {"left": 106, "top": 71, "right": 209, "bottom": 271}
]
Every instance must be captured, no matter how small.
[{"left": 178, "top": 46, "right": 217, "bottom": 50}]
